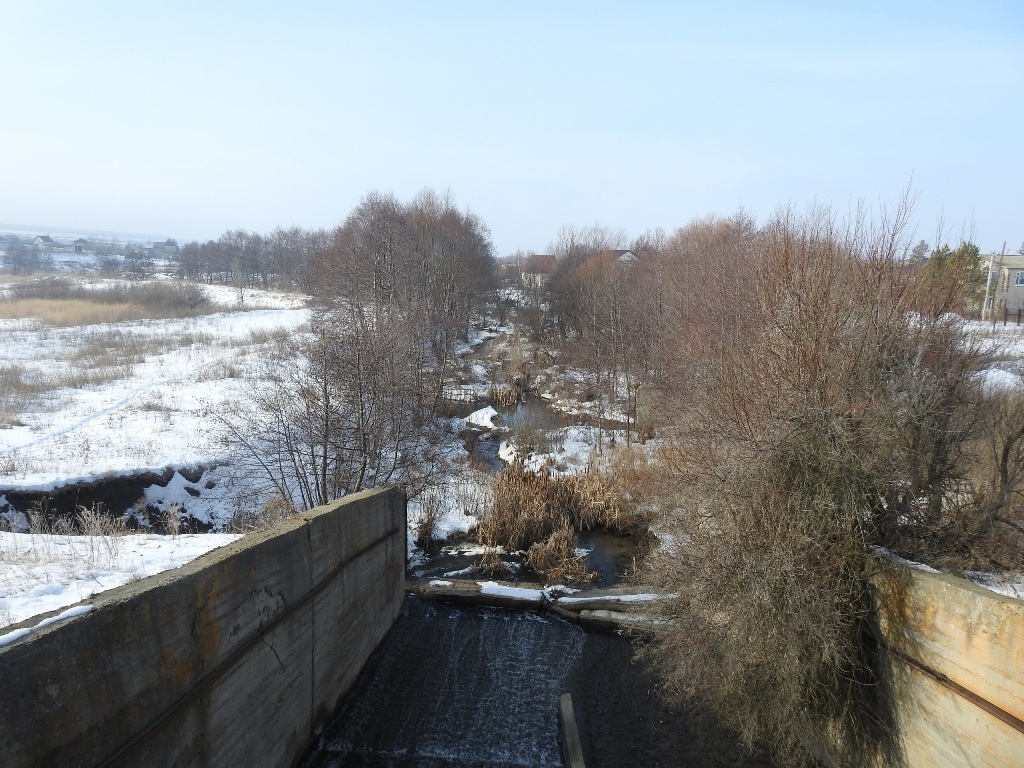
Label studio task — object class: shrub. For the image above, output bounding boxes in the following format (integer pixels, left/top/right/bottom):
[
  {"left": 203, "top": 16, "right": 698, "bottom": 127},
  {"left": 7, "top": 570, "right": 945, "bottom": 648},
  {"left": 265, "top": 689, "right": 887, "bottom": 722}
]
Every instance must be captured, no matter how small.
[
  {"left": 642, "top": 203, "right": 984, "bottom": 767},
  {"left": 0, "top": 278, "right": 215, "bottom": 326}
]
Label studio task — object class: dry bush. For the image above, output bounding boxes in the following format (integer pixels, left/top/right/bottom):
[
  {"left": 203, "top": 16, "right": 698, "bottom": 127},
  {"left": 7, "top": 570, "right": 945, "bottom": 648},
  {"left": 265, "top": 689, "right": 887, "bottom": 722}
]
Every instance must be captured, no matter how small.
[
  {"left": 227, "top": 496, "right": 297, "bottom": 533},
  {"left": 164, "top": 503, "right": 182, "bottom": 537},
  {"left": 641, "top": 202, "right": 984, "bottom": 767},
  {"left": 478, "top": 546, "right": 513, "bottom": 578},
  {"left": 244, "top": 326, "right": 293, "bottom": 345},
  {"left": 415, "top": 493, "right": 442, "bottom": 547},
  {"left": 947, "top": 385, "right": 1024, "bottom": 571},
  {"left": 0, "top": 279, "right": 214, "bottom": 326},
  {"left": 479, "top": 463, "right": 576, "bottom": 551},
  {"left": 0, "top": 365, "right": 46, "bottom": 422},
  {"left": 488, "top": 385, "right": 520, "bottom": 408}
]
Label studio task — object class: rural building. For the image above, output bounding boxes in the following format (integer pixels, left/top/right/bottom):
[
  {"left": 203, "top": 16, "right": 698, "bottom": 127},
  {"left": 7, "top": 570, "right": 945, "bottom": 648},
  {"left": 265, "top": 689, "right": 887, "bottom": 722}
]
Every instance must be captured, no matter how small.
[
  {"left": 985, "top": 253, "right": 1024, "bottom": 316},
  {"left": 521, "top": 253, "right": 556, "bottom": 289},
  {"left": 603, "top": 249, "right": 637, "bottom": 264},
  {"left": 32, "top": 235, "right": 55, "bottom": 246},
  {"left": 148, "top": 239, "right": 180, "bottom": 259},
  {"left": 73, "top": 238, "right": 92, "bottom": 253}
]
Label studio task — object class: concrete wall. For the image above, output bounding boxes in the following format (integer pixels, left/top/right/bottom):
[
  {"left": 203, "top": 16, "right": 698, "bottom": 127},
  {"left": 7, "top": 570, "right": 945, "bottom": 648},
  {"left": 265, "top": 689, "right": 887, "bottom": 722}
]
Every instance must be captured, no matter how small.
[
  {"left": 0, "top": 486, "right": 406, "bottom": 768},
  {"left": 872, "top": 562, "right": 1024, "bottom": 767}
]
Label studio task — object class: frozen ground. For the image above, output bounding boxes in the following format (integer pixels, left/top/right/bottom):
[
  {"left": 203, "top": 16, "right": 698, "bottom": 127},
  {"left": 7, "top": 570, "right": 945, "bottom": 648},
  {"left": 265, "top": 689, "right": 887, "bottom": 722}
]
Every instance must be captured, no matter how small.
[
  {"left": 0, "top": 280, "right": 309, "bottom": 512},
  {"left": 0, "top": 531, "right": 241, "bottom": 632}
]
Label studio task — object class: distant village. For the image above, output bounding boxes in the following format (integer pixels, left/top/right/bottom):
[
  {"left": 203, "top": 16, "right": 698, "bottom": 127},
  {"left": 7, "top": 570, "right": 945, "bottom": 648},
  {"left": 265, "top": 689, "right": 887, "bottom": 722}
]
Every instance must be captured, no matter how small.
[
  {"left": 0, "top": 231, "right": 179, "bottom": 276},
  {"left": 27, "top": 234, "right": 179, "bottom": 259}
]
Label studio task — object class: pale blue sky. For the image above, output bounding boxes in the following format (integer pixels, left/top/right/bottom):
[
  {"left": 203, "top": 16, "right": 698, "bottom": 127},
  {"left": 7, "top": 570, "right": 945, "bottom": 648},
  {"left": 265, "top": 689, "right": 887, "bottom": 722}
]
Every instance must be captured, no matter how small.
[{"left": 1, "top": 1, "right": 1021, "bottom": 254}]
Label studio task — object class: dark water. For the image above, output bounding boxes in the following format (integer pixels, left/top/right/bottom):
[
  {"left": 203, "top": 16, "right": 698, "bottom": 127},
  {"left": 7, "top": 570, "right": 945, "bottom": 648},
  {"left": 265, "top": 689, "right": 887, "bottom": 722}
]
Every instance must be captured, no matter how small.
[
  {"left": 302, "top": 597, "right": 583, "bottom": 768},
  {"left": 576, "top": 530, "right": 638, "bottom": 589},
  {"left": 496, "top": 398, "right": 573, "bottom": 433},
  {"left": 301, "top": 597, "right": 770, "bottom": 768},
  {"left": 428, "top": 398, "right": 638, "bottom": 587}
]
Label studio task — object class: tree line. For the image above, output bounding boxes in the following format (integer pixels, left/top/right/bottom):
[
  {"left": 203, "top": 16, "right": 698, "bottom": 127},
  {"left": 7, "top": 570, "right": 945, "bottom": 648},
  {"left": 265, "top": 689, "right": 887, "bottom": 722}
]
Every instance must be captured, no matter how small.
[
  {"left": 224, "top": 189, "right": 497, "bottom": 511},
  {"left": 526, "top": 202, "right": 1022, "bottom": 767}
]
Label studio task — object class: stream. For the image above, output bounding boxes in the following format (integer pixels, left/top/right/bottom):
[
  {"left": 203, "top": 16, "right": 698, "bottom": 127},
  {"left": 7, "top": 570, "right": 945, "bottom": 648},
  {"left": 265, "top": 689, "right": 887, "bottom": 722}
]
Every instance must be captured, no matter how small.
[
  {"left": 419, "top": 394, "right": 639, "bottom": 588},
  {"left": 300, "top": 596, "right": 769, "bottom": 768}
]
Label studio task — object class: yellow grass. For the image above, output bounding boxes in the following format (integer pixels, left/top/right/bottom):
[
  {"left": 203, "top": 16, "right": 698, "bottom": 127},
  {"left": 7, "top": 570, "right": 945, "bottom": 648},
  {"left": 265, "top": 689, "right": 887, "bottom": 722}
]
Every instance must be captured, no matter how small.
[{"left": 0, "top": 299, "right": 153, "bottom": 327}]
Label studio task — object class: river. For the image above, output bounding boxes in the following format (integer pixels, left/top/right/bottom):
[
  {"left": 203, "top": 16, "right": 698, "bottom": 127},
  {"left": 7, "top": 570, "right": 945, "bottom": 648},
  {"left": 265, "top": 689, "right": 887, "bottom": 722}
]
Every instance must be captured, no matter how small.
[{"left": 300, "top": 596, "right": 770, "bottom": 768}]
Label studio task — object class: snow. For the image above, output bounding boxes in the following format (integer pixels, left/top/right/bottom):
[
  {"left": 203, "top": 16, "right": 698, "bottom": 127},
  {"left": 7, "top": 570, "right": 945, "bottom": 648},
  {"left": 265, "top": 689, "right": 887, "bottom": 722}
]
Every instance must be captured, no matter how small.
[
  {"left": 465, "top": 406, "right": 499, "bottom": 430},
  {"left": 872, "top": 546, "right": 1022, "bottom": 602},
  {"left": 0, "top": 605, "right": 96, "bottom": 647},
  {"left": 453, "top": 328, "right": 498, "bottom": 357},
  {"left": 870, "top": 546, "right": 941, "bottom": 574},
  {"left": 405, "top": 470, "right": 493, "bottom": 563},
  {"left": 140, "top": 469, "right": 225, "bottom": 526},
  {"left": 35, "top": 603, "right": 93, "bottom": 627},
  {"left": 977, "top": 367, "right": 1023, "bottom": 392},
  {"left": 0, "top": 627, "right": 32, "bottom": 646},
  {"left": 429, "top": 579, "right": 453, "bottom": 587},
  {"left": 0, "top": 296, "right": 309, "bottom": 526},
  {"left": 444, "top": 382, "right": 490, "bottom": 402},
  {"left": 477, "top": 581, "right": 544, "bottom": 601},
  {"left": 557, "top": 593, "right": 662, "bottom": 604},
  {"left": 498, "top": 425, "right": 604, "bottom": 475},
  {"left": 964, "top": 571, "right": 1024, "bottom": 600},
  {"left": 0, "top": 531, "right": 241, "bottom": 628}
]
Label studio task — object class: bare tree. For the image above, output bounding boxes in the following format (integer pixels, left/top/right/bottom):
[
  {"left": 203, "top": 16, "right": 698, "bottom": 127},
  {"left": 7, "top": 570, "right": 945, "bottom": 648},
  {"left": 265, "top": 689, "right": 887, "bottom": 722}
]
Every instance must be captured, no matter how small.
[{"left": 222, "top": 189, "right": 495, "bottom": 511}]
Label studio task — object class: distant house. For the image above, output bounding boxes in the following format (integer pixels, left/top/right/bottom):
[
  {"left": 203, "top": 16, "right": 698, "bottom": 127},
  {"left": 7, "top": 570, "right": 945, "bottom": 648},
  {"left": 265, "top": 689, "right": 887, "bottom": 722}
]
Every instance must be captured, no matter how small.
[
  {"left": 985, "top": 254, "right": 1024, "bottom": 317},
  {"left": 33, "top": 235, "right": 56, "bottom": 246},
  {"left": 73, "top": 238, "right": 92, "bottom": 253},
  {"left": 148, "top": 239, "right": 180, "bottom": 259},
  {"left": 521, "top": 253, "right": 556, "bottom": 289},
  {"left": 601, "top": 249, "right": 637, "bottom": 265}
]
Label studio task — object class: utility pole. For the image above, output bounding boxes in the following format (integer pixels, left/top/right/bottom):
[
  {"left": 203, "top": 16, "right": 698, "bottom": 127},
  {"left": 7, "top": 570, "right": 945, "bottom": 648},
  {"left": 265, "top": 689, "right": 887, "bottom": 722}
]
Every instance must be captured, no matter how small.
[{"left": 987, "top": 242, "right": 1007, "bottom": 328}]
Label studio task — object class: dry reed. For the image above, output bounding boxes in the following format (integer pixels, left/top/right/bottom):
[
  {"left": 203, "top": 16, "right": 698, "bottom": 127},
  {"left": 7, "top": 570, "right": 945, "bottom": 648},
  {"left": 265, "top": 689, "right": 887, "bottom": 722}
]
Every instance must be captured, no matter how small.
[{"left": 476, "top": 462, "right": 646, "bottom": 583}]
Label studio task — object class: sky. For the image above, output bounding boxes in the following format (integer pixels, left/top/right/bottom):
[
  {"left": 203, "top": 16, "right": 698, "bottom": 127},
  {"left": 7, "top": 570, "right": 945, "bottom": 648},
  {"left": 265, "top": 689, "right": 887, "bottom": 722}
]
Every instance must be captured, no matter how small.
[{"left": 1, "top": 1, "right": 1021, "bottom": 255}]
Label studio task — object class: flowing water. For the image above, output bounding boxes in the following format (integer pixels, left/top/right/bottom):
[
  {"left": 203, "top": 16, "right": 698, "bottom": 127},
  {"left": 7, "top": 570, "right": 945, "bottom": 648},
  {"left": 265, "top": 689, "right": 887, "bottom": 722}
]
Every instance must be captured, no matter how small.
[
  {"left": 302, "top": 598, "right": 583, "bottom": 768},
  {"left": 301, "top": 597, "right": 770, "bottom": 768}
]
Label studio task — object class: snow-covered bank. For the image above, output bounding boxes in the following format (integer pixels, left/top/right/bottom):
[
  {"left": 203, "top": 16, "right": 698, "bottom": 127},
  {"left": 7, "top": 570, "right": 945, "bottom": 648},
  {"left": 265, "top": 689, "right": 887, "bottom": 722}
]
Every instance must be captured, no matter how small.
[
  {"left": 0, "top": 303, "right": 309, "bottom": 521},
  {"left": 0, "top": 531, "right": 242, "bottom": 629}
]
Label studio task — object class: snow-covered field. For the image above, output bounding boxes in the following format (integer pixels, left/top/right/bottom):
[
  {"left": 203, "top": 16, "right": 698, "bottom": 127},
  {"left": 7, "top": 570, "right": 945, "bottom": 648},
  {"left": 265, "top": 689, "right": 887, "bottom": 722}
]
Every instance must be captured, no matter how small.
[
  {"left": 0, "top": 531, "right": 241, "bottom": 633},
  {"left": 0, "top": 279, "right": 308, "bottom": 504},
  {"left": 0, "top": 276, "right": 308, "bottom": 629}
]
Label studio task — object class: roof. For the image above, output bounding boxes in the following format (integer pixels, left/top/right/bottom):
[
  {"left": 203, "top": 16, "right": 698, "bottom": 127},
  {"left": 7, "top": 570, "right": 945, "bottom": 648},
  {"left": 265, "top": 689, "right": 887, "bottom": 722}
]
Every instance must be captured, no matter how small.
[
  {"left": 595, "top": 249, "right": 637, "bottom": 263},
  {"left": 74, "top": 238, "right": 91, "bottom": 244},
  {"left": 35, "top": 235, "right": 55, "bottom": 243},
  {"left": 987, "top": 254, "right": 1024, "bottom": 270},
  {"left": 522, "top": 253, "right": 556, "bottom": 274}
]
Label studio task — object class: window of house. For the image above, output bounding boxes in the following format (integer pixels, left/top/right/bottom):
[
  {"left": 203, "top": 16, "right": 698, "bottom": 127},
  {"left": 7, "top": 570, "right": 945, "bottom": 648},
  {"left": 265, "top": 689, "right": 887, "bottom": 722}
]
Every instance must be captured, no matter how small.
[{"left": 1016, "top": 271, "right": 1024, "bottom": 287}]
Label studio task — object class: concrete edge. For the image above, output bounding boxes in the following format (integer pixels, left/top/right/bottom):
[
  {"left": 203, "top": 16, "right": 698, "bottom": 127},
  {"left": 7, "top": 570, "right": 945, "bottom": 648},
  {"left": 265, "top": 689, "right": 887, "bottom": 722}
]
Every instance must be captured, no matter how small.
[
  {"left": 0, "top": 488, "right": 399, "bottom": 649},
  {"left": 558, "top": 692, "right": 586, "bottom": 768}
]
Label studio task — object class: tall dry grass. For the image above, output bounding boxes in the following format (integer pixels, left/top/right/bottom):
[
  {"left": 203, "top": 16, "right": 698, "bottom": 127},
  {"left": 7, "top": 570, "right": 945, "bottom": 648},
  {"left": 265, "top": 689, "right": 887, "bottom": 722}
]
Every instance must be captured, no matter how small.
[
  {"left": 0, "top": 298, "right": 153, "bottom": 327},
  {"left": 0, "top": 278, "right": 213, "bottom": 327},
  {"left": 476, "top": 462, "right": 646, "bottom": 583}
]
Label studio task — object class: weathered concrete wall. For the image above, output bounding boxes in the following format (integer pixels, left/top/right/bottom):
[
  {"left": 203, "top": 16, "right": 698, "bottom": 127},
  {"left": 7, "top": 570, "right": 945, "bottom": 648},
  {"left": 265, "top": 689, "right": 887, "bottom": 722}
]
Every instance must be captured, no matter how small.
[
  {"left": 0, "top": 486, "right": 405, "bottom": 768},
  {"left": 872, "top": 562, "right": 1024, "bottom": 767}
]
